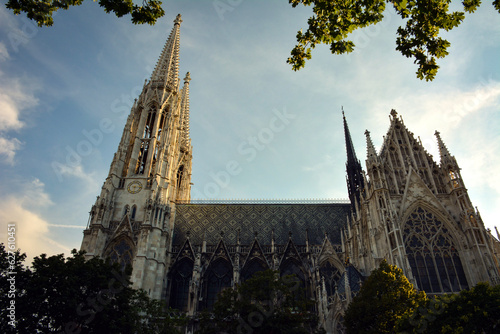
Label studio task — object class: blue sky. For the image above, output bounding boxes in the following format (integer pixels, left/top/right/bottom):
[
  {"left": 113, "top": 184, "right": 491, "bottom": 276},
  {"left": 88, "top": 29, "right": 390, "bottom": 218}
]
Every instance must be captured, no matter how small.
[{"left": 0, "top": 0, "right": 499, "bottom": 261}]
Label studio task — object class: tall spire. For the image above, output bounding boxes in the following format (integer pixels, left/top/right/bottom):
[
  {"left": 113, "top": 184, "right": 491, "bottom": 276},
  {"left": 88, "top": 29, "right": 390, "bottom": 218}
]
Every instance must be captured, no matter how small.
[
  {"left": 151, "top": 14, "right": 182, "bottom": 89},
  {"left": 343, "top": 110, "right": 365, "bottom": 213},
  {"left": 343, "top": 109, "right": 358, "bottom": 167}
]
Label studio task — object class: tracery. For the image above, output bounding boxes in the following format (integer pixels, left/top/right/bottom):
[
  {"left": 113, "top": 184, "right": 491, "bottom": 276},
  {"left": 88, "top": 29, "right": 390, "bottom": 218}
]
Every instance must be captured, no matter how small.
[{"left": 403, "top": 207, "right": 468, "bottom": 293}]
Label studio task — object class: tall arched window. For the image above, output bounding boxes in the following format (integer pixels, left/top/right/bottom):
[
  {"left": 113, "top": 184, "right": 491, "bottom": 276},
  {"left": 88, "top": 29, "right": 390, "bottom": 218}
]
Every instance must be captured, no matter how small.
[
  {"left": 157, "top": 113, "right": 166, "bottom": 142},
  {"left": 403, "top": 207, "right": 468, "bottom": 293},
  {"left": 143, "top": 111, "right": 156, "bottom": 138},
  {"left": 203, "top": 258, "right": 232, "bottom": 310},
  {"left": 135, "top": 141, "right": 149, "bottom": 174},
  {"left": 106, "top": 239, "right": 134, "bottom": 272},
  {"left": 319, "top": 261, "right": 342, "bottom": 296},
  {"left": 241, "top": 258, "right": 268, "bottom": 282},
  {"left": 280, "top": 259, "right": 307, "bottom": 300},
  {"left": 176, "top": 165, "right": 184, "bottom": 190},
  {"left": 169, "top": 259, "right": 194, "bottom": 311},
  {"left": 131, "top": 205, "right": 137, "bottom": 220}
]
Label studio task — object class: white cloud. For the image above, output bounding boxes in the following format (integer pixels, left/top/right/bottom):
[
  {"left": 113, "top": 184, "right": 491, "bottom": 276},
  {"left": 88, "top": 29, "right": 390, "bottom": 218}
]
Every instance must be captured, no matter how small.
[
  {"left": 0, "top": 42, "right": 8, "bottom": 61},
  {"left": 52, "top": 162, "right": 98, "bottom": 186},
  {"left": 0, "top": 179, "right": 72, "bottom": 263},
  {"left": 0, "top": 86, "right": 26, "bottom": 132},
  {"left": 0, "top": 137, "right": 22, "bottom": 164},
  {"left": 0, "top": 71, "right": 38, "bottom": 164}
]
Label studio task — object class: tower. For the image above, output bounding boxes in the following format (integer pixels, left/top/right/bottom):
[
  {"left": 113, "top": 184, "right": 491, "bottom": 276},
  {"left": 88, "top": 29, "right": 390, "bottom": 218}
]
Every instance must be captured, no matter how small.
[
  {"left": 343, "top": 109, "right": 500, "bottom": 293},
  {"left": 80, "top": 14, "right": 192, "bottom": 298}
]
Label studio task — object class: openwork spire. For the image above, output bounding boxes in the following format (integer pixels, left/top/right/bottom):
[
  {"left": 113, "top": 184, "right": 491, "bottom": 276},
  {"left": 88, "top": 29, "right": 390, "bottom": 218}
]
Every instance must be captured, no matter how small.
[
  {"left": 343, "top": 110, "right": 365, "bottom": 213},
  {"left": 151, "top": 14, "right": 182, "bottom": 89}
]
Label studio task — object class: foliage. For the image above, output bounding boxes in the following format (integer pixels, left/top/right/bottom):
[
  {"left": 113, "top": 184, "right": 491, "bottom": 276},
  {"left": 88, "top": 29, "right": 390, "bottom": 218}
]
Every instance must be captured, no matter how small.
[
  {"left": 399, "top": 282, "right": 500, "bottom": 333},
  {"left": 288, "top": 0, "right": 500, "bottom": 81},
  {"left": 343, "top": 259, "right": 427, "bottom": 334},
  {"left": 5, "top": 0, "right": 165, "bottom": 27},
  {"left": 196, "top": 269, "right": 323, "bottom": 334},
  {"left": 0, "top": 243, "right": 184, "bottom": 334}
]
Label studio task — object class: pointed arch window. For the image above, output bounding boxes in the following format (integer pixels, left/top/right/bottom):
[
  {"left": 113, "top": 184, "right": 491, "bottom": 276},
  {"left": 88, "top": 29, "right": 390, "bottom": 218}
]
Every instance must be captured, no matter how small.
[
  {"left": 169, "top": 259, "right": 194, "bottom": 311},
  {"left": 449, "top": 169, "right": 460, "bottom": 188},
  {"left": 176, "top": 165, "right": 184, "bottom": 190},
  {"left": 403, "top": 207, "right": 468, "bottom": 293},
  {"left": 241, "top": 258, "right": 268, "bottom": 282},
  {"left": 143, "top": 111, "right": 156, "bottom": 138},
  {"left": 135, "top": 141, "right": 149, "bottom": 174},
  {"left": 319, "top": 261, "right": 342, "bottom": 296},
  {"left": 131, "top": 205, "right": 137, "bottom": 220},
  {"left": 106, "top": 239, "right": 134, "bottom": 272},
  {"left": 203, "top": 258, "right": 232, "bottom": 310},
  {"left": 280, "top": 258, "right": 307, "bottom": 300},
  {"left": 157, "top": 113, "right": 166, "bottom": 142}
]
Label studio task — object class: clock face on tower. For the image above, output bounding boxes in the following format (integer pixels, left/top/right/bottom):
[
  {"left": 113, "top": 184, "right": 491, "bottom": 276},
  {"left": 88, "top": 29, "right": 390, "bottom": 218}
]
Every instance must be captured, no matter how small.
[{"left": 127, "top": 181, "right": 143, "bottom": 194}]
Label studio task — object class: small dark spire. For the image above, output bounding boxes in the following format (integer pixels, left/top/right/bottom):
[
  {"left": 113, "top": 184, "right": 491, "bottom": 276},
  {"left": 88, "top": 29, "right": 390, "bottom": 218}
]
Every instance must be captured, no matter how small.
[{"left": 343, "top": 110, "right": 365, "bottom": 215}]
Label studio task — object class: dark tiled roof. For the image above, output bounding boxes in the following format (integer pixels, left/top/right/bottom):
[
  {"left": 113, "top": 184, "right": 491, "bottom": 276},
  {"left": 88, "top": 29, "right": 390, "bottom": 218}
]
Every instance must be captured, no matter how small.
[{"left": 173, "top": 203, "right": 350, "bottom": 246}]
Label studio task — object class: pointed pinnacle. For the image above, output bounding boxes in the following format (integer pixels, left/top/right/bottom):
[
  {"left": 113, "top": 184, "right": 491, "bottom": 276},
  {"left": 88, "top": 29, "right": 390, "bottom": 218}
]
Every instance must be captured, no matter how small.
[
  {"left": 174, "top": 14, "right": 182, "bottom": 25},
  {"left": 365, "top": 130, "right": 377, "bottom": 159},
  {"left": 343, "top": 110, "right": 358, "bottom": 164},
  {"left": 435, "top": 130, "right": 451, "bottom": 163}
]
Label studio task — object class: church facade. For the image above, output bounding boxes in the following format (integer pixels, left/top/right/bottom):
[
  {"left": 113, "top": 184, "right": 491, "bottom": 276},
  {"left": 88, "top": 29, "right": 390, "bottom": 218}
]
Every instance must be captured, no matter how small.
[{"left": 80, "top": 15, "right": 500, "bottom": 333}]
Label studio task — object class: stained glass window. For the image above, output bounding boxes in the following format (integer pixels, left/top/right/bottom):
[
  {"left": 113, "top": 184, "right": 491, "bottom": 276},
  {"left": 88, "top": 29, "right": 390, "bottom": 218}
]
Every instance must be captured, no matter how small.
[
  {"left": 403, "top": 207, "right": 468, "bottom": 293},
  {"left": 107, "top": 239, "right": 134, "bottom": 272},
  {"left": 169, "top": 259, "right": 193, "bottom": 311},
  {"left": 280, "top": 259, "right": 307, "bottom": 300},
  {"left": 203, "top": 258, "right": 232, "bottom": 310},
  {"left": 241, "top": 258, "right": 268, "bottom": 282},
  {"left": 319, "top": 261, "right": 341, "bottom": 296}
]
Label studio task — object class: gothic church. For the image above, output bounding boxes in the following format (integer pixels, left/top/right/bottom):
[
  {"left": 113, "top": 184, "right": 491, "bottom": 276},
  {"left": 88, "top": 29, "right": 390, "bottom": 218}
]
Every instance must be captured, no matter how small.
[{"left": 80, "top": 15, "right": 500, "bottom": 333}]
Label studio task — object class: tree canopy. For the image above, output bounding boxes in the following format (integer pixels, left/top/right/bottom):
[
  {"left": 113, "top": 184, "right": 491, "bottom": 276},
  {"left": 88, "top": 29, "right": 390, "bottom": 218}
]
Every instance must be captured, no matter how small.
[
  {"left": 196, "top": 269, "right": 322, "bottom": 334},
  {"left": 5, "top": 0, "right": 165, "bottom": 27},
  {"left": 287, "top": 0, "right": 500, "bottom": 81},
  {"left": 343, "top": 259, "right": 427, "bottom": 334},
  {"left": 0, "top": 243, "right": 184, "bottom": 334},
  {"left": 5, "top": 1, "right": 499, "bottom": 81},
  {"left": 399, "top": 282, "right": 500, "bottom": 333}
]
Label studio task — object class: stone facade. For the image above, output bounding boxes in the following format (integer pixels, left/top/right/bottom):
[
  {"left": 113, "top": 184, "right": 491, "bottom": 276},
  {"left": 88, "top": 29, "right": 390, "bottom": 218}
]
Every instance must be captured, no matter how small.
[{"left": 80, "top": 15, "right": 500, "bottom": 334}]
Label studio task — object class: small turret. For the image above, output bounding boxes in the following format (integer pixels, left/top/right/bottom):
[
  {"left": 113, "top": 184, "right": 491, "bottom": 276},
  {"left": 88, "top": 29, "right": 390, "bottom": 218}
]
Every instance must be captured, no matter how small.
[
  {"left": 435, "top": 130, "right": 454, "bottom": 166},
  {"left": 365, "top": 130, "right": 377, "bottom": 163}
]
